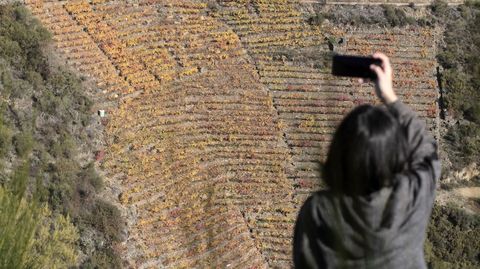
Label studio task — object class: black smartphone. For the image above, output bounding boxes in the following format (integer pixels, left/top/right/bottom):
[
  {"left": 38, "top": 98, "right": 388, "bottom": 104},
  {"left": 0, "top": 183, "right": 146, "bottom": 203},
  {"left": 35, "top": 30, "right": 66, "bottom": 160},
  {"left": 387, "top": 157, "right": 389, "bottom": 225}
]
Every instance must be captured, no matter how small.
[{"left": 331, "top": 55, "right": 382, "bottom": 79}]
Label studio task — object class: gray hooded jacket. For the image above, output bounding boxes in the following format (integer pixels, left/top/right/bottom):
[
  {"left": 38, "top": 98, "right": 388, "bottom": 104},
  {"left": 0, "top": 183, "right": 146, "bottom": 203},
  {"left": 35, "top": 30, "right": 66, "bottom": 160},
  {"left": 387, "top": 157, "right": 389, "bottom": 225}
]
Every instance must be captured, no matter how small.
[{"left": 293, "top": 100, "right": 441, "bottom": 269}]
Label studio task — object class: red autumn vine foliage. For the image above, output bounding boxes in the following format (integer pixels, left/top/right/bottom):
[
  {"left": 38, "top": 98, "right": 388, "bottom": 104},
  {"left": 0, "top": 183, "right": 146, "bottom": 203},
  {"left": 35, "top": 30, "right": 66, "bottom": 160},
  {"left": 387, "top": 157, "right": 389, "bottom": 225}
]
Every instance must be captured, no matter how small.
[{"left": 26, "top": 0, "right": 440, "bottom": 267}]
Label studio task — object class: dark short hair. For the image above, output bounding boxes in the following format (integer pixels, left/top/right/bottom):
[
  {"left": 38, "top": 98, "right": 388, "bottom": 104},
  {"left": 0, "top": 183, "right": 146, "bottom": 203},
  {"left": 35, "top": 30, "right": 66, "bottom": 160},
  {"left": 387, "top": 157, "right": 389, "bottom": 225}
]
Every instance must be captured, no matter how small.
[{"left": 323, "top": 104, "right": 408, "bottom": 196}]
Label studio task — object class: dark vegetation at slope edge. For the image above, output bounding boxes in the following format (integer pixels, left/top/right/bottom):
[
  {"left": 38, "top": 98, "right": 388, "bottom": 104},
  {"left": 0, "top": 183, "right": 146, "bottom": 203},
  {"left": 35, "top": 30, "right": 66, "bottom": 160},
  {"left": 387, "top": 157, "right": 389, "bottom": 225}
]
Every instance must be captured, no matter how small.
[
  {"left": 0, "top": 4, "right": 124, "bottom": 268},
  {"left": 425, "top": 204, "right": 480, "bottom": 269},
  {"left": 308, "top": 4, "right": 420, "bottom": 28},
  {"left": 434, "top": 0, "right": 480, "bottom": 170},
  {"left": 306, "top": 1, "right": 480, "bottom": 268}
]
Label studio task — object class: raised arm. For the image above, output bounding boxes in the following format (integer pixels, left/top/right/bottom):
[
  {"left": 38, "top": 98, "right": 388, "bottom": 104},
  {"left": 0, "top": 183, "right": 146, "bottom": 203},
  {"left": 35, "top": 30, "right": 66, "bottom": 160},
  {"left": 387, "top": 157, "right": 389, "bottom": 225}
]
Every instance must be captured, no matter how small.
[
  {"left": 386, "top": 100, "right": 438, "bottom": 167},
  {"left": 369, "top": 52, "right": 441, "bottom": 195}
]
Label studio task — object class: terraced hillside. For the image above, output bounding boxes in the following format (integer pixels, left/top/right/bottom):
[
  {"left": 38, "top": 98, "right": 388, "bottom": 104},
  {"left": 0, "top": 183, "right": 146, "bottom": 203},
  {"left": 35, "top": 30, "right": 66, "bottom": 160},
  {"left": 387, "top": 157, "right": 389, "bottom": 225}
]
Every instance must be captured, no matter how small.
[
  {"left": 216, "top": 0, "right": 439, "bottom": 203},
  {"left": 301, "top": 0, "right": 463, "bottom": 4},
  {"left": 25, "top": 0, "right": 440, "bottom": 268}
]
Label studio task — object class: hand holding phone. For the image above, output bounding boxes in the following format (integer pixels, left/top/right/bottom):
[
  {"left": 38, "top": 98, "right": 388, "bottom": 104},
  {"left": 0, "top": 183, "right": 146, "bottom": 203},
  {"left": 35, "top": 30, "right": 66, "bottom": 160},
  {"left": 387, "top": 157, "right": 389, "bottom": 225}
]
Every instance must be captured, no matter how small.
[
  {"left": 369, "top": 52, "right": 397, "bottom": 104},
  {"left": 332, "top": 53, "right": 398, "bottom": 104},
  {"left": 331, "top": 54, "right": 382, "bottom": 79}
]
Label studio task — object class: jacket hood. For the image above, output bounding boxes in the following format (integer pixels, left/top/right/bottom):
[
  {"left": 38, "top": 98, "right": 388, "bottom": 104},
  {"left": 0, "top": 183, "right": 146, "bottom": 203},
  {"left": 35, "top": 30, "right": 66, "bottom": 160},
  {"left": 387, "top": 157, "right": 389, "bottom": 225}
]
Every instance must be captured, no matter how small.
[{"left": 310, "top": 186, "right": 404, "bottom": 260}]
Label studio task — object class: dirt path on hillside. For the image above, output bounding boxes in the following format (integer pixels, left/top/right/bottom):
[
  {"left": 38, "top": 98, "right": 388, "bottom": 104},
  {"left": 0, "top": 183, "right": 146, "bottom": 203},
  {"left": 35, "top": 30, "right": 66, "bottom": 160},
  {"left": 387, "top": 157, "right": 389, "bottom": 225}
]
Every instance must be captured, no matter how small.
[
  {"left": 436, "top": 186, "right": 480, "bottom": 214},
  {"left": 455, "top": 187, "right": 480, "bottom": 199}
]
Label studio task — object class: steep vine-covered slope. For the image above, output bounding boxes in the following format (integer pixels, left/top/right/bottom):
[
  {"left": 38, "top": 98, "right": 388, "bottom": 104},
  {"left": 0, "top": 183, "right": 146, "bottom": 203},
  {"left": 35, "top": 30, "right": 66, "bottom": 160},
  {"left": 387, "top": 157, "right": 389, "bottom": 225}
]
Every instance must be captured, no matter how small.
[
  {"left": 27, "top": 0, "right": 297, "bottom": 267},
  {"left": 20, "top": 0, "right": 475, "bottom": 268}
]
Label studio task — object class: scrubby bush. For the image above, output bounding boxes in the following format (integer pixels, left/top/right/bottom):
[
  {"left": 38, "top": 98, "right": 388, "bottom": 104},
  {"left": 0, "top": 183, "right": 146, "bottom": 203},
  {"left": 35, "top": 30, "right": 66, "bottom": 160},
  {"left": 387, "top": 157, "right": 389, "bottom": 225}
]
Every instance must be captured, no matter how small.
[
  {"left": 437, "top": 3, "right": 480, "bottom": 168},
  {"left": 382, "top": 5, "right": 416, "bottom": 27},
  {"left": 48, "top": 134, "right": 77, "bottom": 159},
  {"left": 444, "top": 122, "right": 480, "bottom": 168},
  {"left": 207, "top": 1, "right": 219, "bottom": 13},
  {"left": 0, "top": 122, "right": 12, "bottom": 159},
  {"left": 431, "top": 0, "right": 449, "bottom": 17},
  {"left": 441, "top": 70, "right": 475, "bottom": 116},
  {"left": 0, "top": 4, "right": 124, "bottom": 267},
  {"left": 311, "top": 5, "right": 419, "bottom": 28},
  {"left": 79, "top": 162, "right": 104, "bottom": 192},
  {"left": 426, "top": 204, "right": 480, "bottom": 268},
  {"left": 464, "top": 103, "right": 480, "bottom": 124},
  {"left": 13, "top": 131, "right": 34, "bottom": 158},
  {"left": 308, "top": 13, "right": 326, "bottom": 26},
  {"left": 0, "top": 163, "right": 79, "bottom": 269},
  {"left": 0, "top": 4, "right": 51, "bottom": 74},
  {"left": 82, "top": 246, "right": 123, "bottom": 269},
  {"left": 26, "top": 206, "right": 79, "bottom": 268},
  {"left": 86, "top": 199, "right": 124, "bottom": 243},
  {"left": 0, "top": 163, "right": 38, "bottom": 269},
  {"left": 0, "top": 36, "right": 22, "bottom": 69}
]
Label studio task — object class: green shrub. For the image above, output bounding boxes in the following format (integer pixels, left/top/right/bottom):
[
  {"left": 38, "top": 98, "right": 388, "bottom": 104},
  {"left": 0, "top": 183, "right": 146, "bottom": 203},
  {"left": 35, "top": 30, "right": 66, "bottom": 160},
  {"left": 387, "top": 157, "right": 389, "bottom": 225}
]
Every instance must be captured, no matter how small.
[
  {"left": 441, "top": 70, "right": 474, "bottom": 114},
  {"left": 0, "top": 188, "right": 38, "bottom": 269},
  {"left": 13, "top": 131, "right": 34, "bottom": 158},
  {"left": 45, "top": 70, "right": 93, "bottom": 122},
  {"left": 48, "top": 134, "right": 77, "bottom": 159},
  {"left": 207, "top": 1, "right": 219, "bottom": 13},
  {"left": 0, "top": 4, "right": 51, "bottom": 73},
  {"left": 444, "top": 122, "right": 480, "bottom": 168},
  {"left": 79, "top": 162, "right": 104, "bottom": 192},
  {"left": 426, "top": 204, "right": 480, "bottom": 267},
  {"left": 431, "top": 0, "right": 449, "bottom": 16},
  {"left": 34, "top": 90, "right": 57, "bottom": 115},
  {"left": 464, "top": 103, "right": 480, "bottom": 124},
  {"left": 417, "top": 17, "right": 434, "bottom": 27},
  {"left": 308, "top": 13, "right": 326, "bottom": 26},
  {"left": 0, "top": 163, "right": 39, "bottom": 269},
  {"left": 25, "top": 70, "right": 45, "bottom": 91},
  {"left": 47, "top": 177, "right": 75, "bottom": 213},
  {"left": 0, "top": 70, "right": 14, "bottom": 98},
  {"left": 382, "top": 5, "right": 415, "bottom": 27},
  {"left": 0, "top": 123, "right": 12, "bottom": 159},
  {"left": 81, "top": 246, "right": 122, "bottom": 269},
  {"left": 0, "top": 162, "right": 78, "bottom": 269},
  {"left": 26, "top": 206, "right": 79, "bottom": 269},
  {"left": 465, "top": 0, "right": 480, "bottom": 7},
  {"left": 9, "top": 76, "right": 33, "bottom": 99},
  {"left": 86, "top": 200, "right": 124, "bottom": 243},
  {"left": 0, "top": 36, "right": 22, "bottom": 69}
]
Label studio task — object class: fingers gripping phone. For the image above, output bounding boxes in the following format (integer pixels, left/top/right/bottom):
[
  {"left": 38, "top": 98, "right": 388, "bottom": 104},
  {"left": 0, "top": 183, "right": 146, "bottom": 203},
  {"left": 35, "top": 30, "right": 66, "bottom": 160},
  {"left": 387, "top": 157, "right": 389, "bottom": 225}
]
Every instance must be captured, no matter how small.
[{"left": 331, "top": 55, "right": 382, "bottom": 79}]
